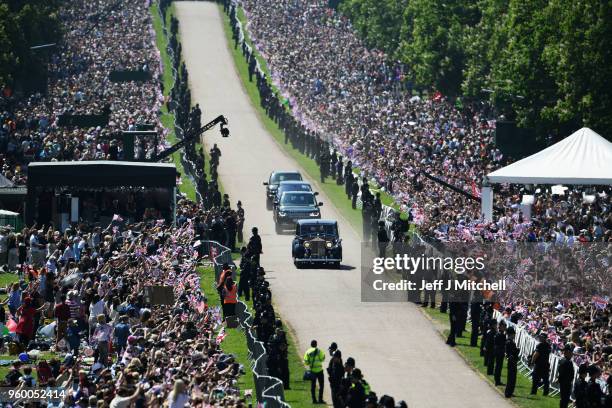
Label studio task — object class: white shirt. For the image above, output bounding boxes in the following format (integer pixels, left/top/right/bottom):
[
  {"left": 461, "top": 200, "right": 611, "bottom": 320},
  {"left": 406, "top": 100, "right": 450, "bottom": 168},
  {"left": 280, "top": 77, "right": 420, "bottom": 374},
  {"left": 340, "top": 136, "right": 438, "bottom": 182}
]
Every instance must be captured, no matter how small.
[{"left": 168, "top": 392, "right": 189, "bottom": 408}]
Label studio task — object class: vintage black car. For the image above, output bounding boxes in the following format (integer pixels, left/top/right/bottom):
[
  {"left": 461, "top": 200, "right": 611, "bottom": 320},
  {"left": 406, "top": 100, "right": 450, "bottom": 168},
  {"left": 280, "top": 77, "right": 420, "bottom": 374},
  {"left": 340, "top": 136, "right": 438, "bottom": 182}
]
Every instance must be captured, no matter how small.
[
  {"left": 263, "top": 171, "right": 302, "bottom": 210},
  {"left": 292, "top": 219, "right": 342, "bottom": 268},
  {"left": 273, "top": 191, "right": 322, "bottom": 233}
]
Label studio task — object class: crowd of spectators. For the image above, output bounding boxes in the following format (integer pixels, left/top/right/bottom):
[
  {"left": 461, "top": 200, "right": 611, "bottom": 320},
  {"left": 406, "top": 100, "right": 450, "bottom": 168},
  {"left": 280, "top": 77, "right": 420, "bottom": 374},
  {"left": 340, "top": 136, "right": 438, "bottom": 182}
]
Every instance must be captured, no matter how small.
[{"left": 0, "top": 198, "right": 250, "bottom": 407}]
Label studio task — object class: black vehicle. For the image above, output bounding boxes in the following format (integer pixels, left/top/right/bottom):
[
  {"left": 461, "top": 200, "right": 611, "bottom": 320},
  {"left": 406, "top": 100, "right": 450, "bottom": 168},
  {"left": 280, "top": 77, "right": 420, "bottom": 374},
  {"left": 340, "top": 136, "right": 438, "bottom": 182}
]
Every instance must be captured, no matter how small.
[
  {"left": 263, "top": 171, "right": 302, "bottom": 210},
  {"left": 273, "top": 181, "right": 316, "bottom": 210},
  {"left": 292, "top": 219, "right": 342, "bottom": 268},
  {"left": 273, "top": 191, "right": 322, "bottom": 233}
]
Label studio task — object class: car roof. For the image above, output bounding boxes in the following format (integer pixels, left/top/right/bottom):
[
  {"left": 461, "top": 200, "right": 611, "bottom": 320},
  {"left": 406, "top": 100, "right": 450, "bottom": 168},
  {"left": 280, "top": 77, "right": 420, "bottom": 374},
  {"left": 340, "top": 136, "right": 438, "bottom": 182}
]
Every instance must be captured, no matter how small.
[
  {"left": 280, "top": 190, "right": 314, "bottom": 196},
  {"left": 278, "top": 180, "right": 310, "bottom": 185},
  {"left": 297, "top": 219, "right": 337, "bottom": 226},
  {"left": 271, "top": 170, "right": 301, "bottom": 175}
]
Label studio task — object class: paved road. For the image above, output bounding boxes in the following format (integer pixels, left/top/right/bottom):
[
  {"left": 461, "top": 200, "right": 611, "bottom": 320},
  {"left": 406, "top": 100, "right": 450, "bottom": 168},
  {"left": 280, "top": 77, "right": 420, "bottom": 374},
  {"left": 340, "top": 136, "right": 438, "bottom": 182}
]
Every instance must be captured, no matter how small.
[{"left": 175, "top": 3, "right": 510, "bottom": 407}]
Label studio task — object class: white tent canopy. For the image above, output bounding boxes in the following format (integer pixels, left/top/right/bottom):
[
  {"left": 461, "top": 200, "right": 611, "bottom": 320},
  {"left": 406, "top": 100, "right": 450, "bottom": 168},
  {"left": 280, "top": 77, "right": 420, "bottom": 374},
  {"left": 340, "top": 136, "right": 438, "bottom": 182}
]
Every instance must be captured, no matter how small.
[
  {"left": 481, "top": 127, "right": 612, "bottom": 221},
  {"left": 486, "top": 127, "right": 612, "bottom": 185}
]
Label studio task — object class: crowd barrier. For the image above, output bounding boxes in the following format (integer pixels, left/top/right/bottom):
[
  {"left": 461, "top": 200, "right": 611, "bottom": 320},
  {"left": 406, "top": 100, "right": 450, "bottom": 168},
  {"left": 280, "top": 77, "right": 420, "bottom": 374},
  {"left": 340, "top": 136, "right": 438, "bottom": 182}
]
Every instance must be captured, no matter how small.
[{"left": 200, "top": 239, "right": 291, "bottom": 408}]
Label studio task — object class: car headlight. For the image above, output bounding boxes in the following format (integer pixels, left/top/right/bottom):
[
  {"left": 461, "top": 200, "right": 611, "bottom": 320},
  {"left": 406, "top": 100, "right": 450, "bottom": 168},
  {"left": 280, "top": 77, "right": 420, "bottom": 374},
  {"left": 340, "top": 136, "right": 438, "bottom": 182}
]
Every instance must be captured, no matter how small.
[
  {"left": 278, "top": 211, "right": 286, "bottom": 217},
  {"left": 304, "top": 242, "right": 310, "bottom": 248},
  {"left": 325, "top": 241, "right": 333, "bottom": 248},
  {"left": 309, "top": 211, "right": 320, "bottom": 217}
]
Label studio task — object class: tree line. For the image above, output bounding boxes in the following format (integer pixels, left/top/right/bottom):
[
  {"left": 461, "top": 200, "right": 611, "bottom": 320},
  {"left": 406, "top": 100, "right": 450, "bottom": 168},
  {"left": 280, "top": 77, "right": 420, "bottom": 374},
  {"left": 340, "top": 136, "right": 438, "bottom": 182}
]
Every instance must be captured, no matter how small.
[
  {"left": 340, "top": 0, "right": 612, "bottom": 139},
  {"left": 0, "top": 0, "right": 61, "bottom": 94}
]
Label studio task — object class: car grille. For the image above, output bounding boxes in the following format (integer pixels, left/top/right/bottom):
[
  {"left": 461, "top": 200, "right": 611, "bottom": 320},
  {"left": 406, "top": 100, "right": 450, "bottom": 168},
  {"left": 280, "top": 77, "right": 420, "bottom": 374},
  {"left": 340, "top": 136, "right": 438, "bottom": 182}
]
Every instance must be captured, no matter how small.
[
  {"left": 288, "top": 212, "right": 312, "bottom": 218},
  {"left": 308, "top": 239, "right": 326, "bottom": 257}
]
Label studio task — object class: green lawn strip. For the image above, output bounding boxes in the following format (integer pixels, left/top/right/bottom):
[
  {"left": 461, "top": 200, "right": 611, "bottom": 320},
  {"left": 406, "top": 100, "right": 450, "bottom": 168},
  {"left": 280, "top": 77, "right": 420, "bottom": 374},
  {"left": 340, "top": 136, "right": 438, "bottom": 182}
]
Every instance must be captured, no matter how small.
[
  {"left": 198, "top": 264, "right": 311, "bottom": 407},
  {"left": 0, "top": 272, "right": 19, "bottom": 301},
  {"left": 422, "top": 308, "right": 560, "bottom": 408},
  {"left": 150, "top": 2, "right": 197, "bottom": 201}
]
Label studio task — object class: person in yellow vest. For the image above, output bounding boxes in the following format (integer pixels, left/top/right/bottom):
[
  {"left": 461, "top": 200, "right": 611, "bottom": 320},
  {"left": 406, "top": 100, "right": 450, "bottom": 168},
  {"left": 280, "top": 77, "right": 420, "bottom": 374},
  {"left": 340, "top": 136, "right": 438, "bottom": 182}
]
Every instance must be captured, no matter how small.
[
  {"left": 222, "top": 277, "right": 238, "bottom": 318},
  {"left": 304, "top": 339, "right": 326, "bottom": 404}
]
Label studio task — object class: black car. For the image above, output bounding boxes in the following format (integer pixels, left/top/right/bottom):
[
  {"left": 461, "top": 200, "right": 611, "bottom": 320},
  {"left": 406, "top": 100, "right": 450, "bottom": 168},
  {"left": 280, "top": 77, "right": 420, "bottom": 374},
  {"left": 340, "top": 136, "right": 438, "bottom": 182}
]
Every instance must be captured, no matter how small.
[
  {"left": 273, "top": 191, "right": 322, "bottom": 233},
  {"left": 292, "top": 219, "right": 342, "bottom": 268},
  {"left": 272, "top": 181, "right": 315, "bottom": 210},
  {"left": 263, "top": 171, "right": 303, "bottom": 210}
]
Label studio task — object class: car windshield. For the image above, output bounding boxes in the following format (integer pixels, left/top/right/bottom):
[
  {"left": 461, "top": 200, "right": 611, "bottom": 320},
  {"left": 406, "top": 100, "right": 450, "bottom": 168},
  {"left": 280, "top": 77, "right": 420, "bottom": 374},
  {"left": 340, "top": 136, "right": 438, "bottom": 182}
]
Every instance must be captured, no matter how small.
[
  {"left": 299, "top": 223, "right": 337, "bottom": 236},
  {"left": 280, "top": 192, "right": 315, "bottom": 206},
  {"left": 271, "top": 173, "right": 302, "bottom": 184}
]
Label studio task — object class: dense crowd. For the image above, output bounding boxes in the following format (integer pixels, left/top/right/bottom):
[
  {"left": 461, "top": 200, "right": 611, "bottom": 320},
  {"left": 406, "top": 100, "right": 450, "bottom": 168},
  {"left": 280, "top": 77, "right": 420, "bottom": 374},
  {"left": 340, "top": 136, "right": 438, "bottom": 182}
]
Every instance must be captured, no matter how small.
[
  {"left": 0, "top": 198, "right": 252, "bottom": 407},
  {"left": 239, "top": 0, "right": 611, "bottom": 245}
]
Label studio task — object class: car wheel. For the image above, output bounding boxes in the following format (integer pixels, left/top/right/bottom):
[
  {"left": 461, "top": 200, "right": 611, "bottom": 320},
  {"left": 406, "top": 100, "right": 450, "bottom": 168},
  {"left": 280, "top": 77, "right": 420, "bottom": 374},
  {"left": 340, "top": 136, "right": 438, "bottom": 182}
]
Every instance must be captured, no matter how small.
[
  {"left": 266, "top": 198, "right": 272, "bottom": 210},
  {"left": 294, "top": 260, "right": 302, "bottom": 269},
  {"left": 333, "top": 262, "right": 341, "bottom": 269}
]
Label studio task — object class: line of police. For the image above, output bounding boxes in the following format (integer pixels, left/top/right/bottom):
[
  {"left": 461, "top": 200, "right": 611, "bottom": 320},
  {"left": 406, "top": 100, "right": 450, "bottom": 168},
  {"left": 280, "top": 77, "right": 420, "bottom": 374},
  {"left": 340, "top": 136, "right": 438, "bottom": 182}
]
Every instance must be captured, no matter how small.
[{"left": 413, "top": 286, "right": 610, "bottom": 408}]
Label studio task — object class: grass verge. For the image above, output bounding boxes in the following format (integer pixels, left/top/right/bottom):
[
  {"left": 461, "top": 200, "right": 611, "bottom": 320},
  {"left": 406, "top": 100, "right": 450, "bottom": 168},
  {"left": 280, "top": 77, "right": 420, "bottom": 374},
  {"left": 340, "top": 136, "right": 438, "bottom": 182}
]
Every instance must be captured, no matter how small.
[
  {"left": 423, "top": 307, "right": 560, "bottom": 408},
  {"left": 198, "top": 265, "right": 311, "bottom": 408},
  {"left": 150, "top": 2, "right": 197, "bottom": 201}
]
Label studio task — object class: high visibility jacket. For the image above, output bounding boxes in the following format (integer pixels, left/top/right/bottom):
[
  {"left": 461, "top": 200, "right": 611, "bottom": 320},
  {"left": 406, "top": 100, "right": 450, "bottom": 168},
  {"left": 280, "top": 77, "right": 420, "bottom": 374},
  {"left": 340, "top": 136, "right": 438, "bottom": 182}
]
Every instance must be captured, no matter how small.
[
  {"left": 223, "top": 285, "right": 237, "bottom": 304},
  {"left": 303, "top": 347, "right": 325, "bottom": 373}
]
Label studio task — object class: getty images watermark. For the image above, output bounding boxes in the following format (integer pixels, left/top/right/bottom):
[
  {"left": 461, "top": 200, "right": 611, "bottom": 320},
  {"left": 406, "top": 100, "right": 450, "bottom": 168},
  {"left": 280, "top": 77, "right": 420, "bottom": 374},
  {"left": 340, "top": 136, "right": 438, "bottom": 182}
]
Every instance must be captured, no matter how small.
[{"left": 360, "top": 241, "right": 610, "bottom": 303}]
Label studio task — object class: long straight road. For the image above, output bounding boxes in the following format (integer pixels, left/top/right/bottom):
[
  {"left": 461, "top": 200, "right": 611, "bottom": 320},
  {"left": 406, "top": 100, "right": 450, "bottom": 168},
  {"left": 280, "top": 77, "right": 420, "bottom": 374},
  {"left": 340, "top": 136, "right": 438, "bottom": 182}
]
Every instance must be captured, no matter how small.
[{"left": 175, "top": 3, "right": 510, "bottom": 407}]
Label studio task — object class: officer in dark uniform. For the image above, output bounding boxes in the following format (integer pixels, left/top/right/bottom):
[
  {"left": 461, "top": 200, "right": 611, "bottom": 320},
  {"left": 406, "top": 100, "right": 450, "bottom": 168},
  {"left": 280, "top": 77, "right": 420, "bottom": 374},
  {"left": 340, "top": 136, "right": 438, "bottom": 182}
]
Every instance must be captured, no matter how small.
[
  {"left": 236, "top": 201, "right": 245, "bottom": 243},
  {"left": 493, "top": 321, "right": 507, "bottom": 385},
  {"left": 586, "top": 365, "right": 604, "bottom": 408},
  {"left": 211, "top": 184, "right": 222, "bottom": 208},
  {"left": 376, "top": 221, "right": 389, "bottom": 258},
  {"left": 320, "top": 148, "right": 329, "bottom": 183},
  {"left": 530, "top": 333, "right": 551, "bottom": 396},
  {"left": 558, "top": 344, "right": 575, "bottom": 408},
  {"left": 248, "top": 227, "right": 263, "bottom": 268},
  {"left": 504, "top": 326, "right": 519, "bottom": 398},
  {"left": 336, "top": 155, "right": 344, "bottom": 185},
  {"left": 373, "top": 192, "right": 382, "bottom": 220},
  {"left": 346, "top": 170, "right": 354, "bottom": 199},
  {"left": 469, "top": 285, "right": 483, "bottom": 347},
  {"left": 330, "top": 149, "right": 337, "bottom": 179},
  {"left": 362, "top": 199, "right": 372, "bottom": 243},
  {"left": 238, "top": 247, "right": 252, "bottom": 301},
  {"left": 483, "top": 319, "right": 497, "bottom": 375},
  {"left": 573, "top": 363, "right": 588, "bottom": 408},
  {"left": 351, "top": 179, "right": 359, "bottom": 209}
]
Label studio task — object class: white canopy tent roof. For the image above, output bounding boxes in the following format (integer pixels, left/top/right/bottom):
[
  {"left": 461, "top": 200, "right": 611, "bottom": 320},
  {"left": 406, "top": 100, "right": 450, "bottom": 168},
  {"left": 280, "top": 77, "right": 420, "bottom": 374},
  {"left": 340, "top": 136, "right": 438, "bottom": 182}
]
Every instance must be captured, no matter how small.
[{"left": 486, "top": 127, "right": 612, "bottom": 185}]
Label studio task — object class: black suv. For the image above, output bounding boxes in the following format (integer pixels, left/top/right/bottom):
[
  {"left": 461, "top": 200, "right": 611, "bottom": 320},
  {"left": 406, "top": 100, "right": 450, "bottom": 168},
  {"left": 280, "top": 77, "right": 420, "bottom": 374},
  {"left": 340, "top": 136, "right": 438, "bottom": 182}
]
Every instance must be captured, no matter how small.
[
  {"left": 292, "top": 219, "right": 342, "bottom": 268},
  {"left": 273, "top": 191, "right": 322, "bottom": 233},
  {"left": 263, "top": 171, "right": 302, "bottom": 210}
]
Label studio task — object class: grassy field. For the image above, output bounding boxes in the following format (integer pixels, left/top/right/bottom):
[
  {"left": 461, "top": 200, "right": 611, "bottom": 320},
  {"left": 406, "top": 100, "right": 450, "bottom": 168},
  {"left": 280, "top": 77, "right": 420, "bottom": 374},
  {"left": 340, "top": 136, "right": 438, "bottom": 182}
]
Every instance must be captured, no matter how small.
[
  {"left": 198, "top": 265, "right": 312, "bottom": 408},
  {"left": 423, "top": 308, "right": 560, "bottom": 408},
  {"left": 0, "top": 273, "right": 19, "bottom": 301},
  {"left": 151, "top": 2, "right": 197, "bottom": 201}
]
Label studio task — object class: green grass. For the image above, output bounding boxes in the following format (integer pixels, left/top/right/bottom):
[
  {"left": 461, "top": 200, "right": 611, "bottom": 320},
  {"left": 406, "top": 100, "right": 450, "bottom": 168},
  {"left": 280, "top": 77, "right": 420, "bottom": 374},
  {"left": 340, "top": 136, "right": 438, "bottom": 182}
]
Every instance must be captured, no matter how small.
[
  {"left": 423, "top": 308, "right": 560, "bottom": 408},
  {"left": 151, "top": 2, "right": 197, "bottom": 201},
  {"left": 0, "top": 273, "right": 19, "bottom": 301},
  {"left": 198, "top": 264, "right": 311, "bottom": 408}
]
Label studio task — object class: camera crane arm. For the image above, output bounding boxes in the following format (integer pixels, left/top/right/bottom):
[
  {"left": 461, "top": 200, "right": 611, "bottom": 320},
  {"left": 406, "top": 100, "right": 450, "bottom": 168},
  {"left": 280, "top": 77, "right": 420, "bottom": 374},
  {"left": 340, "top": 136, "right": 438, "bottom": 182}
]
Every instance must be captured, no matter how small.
[{"left": 152, "top": 115, "right": 228, "bottom": 162}]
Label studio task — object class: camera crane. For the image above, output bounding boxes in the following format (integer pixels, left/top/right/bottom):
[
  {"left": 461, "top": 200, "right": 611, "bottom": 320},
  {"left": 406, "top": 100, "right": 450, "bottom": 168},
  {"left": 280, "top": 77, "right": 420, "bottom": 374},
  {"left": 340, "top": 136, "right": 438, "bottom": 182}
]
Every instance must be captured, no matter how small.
[{"left": 152, "top": 115, "right": 229, "bottom": 162}]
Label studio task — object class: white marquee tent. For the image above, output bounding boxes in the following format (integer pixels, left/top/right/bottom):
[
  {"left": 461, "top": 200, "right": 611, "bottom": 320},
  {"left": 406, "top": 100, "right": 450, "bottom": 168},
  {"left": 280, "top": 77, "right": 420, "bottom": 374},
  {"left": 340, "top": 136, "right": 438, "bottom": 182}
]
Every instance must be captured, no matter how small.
[{"left": 481, "top": 127, "right": 612, "bottom": 220}]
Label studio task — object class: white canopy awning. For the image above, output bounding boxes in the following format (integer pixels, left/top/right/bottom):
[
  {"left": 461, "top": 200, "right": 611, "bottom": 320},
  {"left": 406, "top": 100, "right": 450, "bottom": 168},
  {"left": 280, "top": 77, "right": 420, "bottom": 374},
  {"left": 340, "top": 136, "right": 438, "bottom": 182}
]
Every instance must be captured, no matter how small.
[{"left": 486, "top": 127, "right": 612, "bottom": 185}]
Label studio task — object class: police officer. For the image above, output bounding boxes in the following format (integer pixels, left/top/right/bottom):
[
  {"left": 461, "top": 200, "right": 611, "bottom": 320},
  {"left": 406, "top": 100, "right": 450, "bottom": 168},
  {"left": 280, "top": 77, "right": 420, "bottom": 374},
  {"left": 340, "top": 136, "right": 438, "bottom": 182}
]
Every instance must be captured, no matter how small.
[
  {"left": 586, "top": 365, "right": 604, "bottom": 408},
  {"left": 493, "top": 321, "right": 507, "bottom": 386},
  {"left": 558, "top": 344, "right": 575, "bottom": 408},
  {"left": 504, "top": 326, "right": 519, "bottom": 398},
  {"left": 247, "top": 227, "right": 263, "bottom": 268},
  {"left": 236, "top": 201, "right": 245, "bottom": 243},
  {"left": 376, "top": 221, "right": 389, "bottom": 258},
  {"left": 346, "top": 369, "right": 366, "bottom": 408},
  {"left": 530, "top": 333, "right": 551, "bottom": 396},
  {"left": 362, "top": 199, "right": 372, "bottom": 243},
  {"left": 350, "top": 179, "right": 359, "bottom": 209},
  {"left": 336, "top": 155, "right": 344, "bottom": 185},
  {"left": 573, "top": 363, "right": 588, "bottom": 408},
  {"left": 304, "top": 340, "right": 326, "bottom": 404},
  {"left": 238, "top": 247, "right": 252, "bottom": 301},
  {"left": 469, "top": 286, "right": 483, "bottom": 347},
  {"left": 483, "top": 319, "right": 497, "bottom": 375}
]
